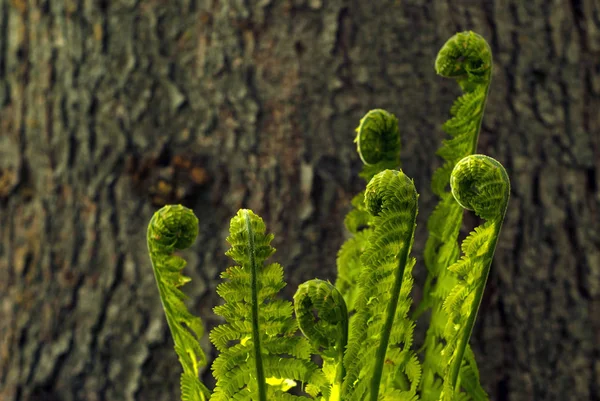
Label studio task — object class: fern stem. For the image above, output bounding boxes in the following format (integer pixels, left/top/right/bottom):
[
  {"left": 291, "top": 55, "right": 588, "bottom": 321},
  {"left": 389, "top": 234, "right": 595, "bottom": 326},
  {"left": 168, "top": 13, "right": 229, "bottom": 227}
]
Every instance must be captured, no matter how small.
[
  {"left": 444, "top": 154, "right": 510, "bottom": 397},
  {"left": 335, "top": 302, "right": 349, "bottom": 401},
  {"left": 369, "top": 234, "right": 411, "bottom": 401},
  {"left": 448, "top": 222, "right": 502, "bottom": 390},
  {"left": 244, "top": 210, "right": 267, "bottom": 401}
]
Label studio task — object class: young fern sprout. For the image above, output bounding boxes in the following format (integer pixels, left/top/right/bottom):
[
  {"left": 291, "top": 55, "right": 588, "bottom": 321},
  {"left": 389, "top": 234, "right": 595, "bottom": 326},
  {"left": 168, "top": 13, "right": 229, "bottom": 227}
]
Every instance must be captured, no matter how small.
[
  {"left": 145, "top": 30, "right": 508, "bottom": 401},
  {"left": 420, "top": 29, "right": 494, "bottom": 314},
  {"left": 354, "top": 108, "right": 401, "bottom": 177},
  {"left": 337, "top": 109, "right": 402, "bottom": 313},
  {"left": 342, "top": 169, "right": 421, "bottom": 401},
  {"left": 147, "top": 205, "right": 211, "bottom": 401},
  {"left": 211, "top": 209, "right": 328, "bottom": 401},
  {"left": 440, "top": 154, "right": 510, "bottom": 400},
  {"left": 418, "top": 30, "right": 494, "bottom": 401},
  {"left": 293, "top": 279, "right": 349, "bottom": 401}
]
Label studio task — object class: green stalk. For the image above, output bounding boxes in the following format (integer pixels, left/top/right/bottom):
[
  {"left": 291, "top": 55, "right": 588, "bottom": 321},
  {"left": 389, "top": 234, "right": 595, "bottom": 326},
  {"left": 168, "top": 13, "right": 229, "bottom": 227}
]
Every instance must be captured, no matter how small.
[
  {"left": 335, "top": 301, "right": 349, "bottom": 401},
  {"left": 244, "top": 210, "right": 267, "bottom": 401},
  {"left": 369, "top": 243, "right": 411, "bottom": 401},
  {"left": 443, "top": 154, "right": 510, "bottom": 398},
  {"left": 448, "top": 222, "right": 502, "bottom": 390}
]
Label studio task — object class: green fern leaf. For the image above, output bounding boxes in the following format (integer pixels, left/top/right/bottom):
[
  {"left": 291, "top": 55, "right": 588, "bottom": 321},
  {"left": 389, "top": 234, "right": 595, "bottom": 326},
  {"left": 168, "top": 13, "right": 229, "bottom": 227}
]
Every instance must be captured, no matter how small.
[
  {"left": 294, "top": 279, "right": 349, "bottom": 401},
  {"left": 336, "top": 109, "right": 401, "bottom": 313},
  {"left": 147, "top": 205, "right": 211, "bottom": 401},
  {"left": 342, "top": 169, "right": 421, "bottom": 401},
  {"left": 417, "top": 31, "right": 494, "bottom": 401},
  {"left": 439, "top": 155, "right": 510, "bottom": 400},
  {"left": 210, "top": 209, "right": 328, "bottom": 401}
]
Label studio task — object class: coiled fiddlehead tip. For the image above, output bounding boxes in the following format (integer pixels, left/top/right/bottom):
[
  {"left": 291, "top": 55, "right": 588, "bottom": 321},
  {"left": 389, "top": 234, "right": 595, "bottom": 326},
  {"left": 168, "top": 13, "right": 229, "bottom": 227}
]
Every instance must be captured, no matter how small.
[
  {"left": 435, "top": 30, "right": 492, "bottom": 82},
  {"left": 450, "top": 154, "right": 510, "bottom": 220},
  {"left": 149, "top": 204, "right": 199, "bottom": 250},
  {"left": 364, "top": 169, "right": 417, "bottom": 217},
  {"left": 355, "top": 109, "right": 400, "bottom": 166},
  {"left": 293, "top": 279, "right": 348, "bottom": 355}
]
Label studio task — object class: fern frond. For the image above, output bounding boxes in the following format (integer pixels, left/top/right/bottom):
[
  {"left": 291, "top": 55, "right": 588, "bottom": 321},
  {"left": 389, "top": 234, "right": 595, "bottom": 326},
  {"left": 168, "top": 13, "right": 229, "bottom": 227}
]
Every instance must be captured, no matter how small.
[
  {"left": 336, "top": 109, "right": 401, "bottom": 312},
  {"left": 335, "top": 229, "right": 371, "bottom": 312},
  {"left": 210, "top": 209, "right": 328, "bottom": 401},
  {"left": 457, "top": 347, "right": 489, "bottom": 401},
  {"left": 439, "top": 155, "right": 510, "bottom": 400},
  {"left": 294, "top": 279, "right": 348, "bottom": 358},
  {"left": 294, "top": 279, "right": 349, "bottom": 400},
  {"left": 343, "top": 192, "right": 372, "bottom": 234},
  {"left": 416, "top": 31, "right": 493, "bottom": 401},
  {"left": 354, "top": 109, "right": 401, "bottom": 181},
  {"left": 421, "top": 29, "right": 493, "bottom": 287},
  {"left": 147, "top": 205, "right": 211, "bottom": 401},
  {"left": 342, "top": 170, "right": 420, "bottom": 401}
]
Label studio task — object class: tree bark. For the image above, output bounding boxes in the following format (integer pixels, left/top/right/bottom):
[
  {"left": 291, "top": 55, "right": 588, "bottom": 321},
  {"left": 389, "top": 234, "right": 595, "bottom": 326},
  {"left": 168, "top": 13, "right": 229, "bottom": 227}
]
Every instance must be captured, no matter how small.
[{"left": 0, "top": 1, "right": 598, "bottom": 401}]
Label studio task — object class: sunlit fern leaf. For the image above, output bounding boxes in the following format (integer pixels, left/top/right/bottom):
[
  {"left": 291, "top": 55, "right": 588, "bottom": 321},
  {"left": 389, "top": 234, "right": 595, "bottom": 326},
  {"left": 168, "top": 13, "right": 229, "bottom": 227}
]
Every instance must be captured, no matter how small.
[
  {"left": 147, "top": 205, "right": 211, "bottom": 401},
  {"left": 439, "top": 155, "right": 510, "bottom": 401},
  {"left": 210, "top": 209, "right": 329, "bottom": 401},
  {"left": 342, "top": 170, "right": 420, "bottom": 401},
  {"left": 417, "top": 32, "right": 494, "bottom": 401},
  {"left": 335, "top": 229, "right": 371, "bottom": 313},
  {"left": 344, "top": 192, "right": 372, "bottom": 234},
  {"left": 458, "top": 347, "right": 489, "bottom": 401},
  {"left": 447, "top": 256, "right": 474, "bottom": 279}
]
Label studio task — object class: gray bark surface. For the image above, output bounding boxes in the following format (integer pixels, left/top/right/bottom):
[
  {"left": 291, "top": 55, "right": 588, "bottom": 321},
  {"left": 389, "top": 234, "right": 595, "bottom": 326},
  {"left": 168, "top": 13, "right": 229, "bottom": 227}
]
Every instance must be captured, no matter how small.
[{"left": 0, "top": 1, "right": 598, "bottom": 401}]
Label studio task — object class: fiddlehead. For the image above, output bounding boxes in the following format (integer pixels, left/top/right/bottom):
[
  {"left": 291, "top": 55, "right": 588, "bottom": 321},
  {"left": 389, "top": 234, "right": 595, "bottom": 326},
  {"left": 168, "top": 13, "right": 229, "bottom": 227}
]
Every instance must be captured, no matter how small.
[
  {"left": 435, "top": 30, "right": 492, "bottom": 89},
  {"left": 440, "top": 155, "right": 510, "bottom": 400},
  {"left": 210, "top": 209, "right": 328, "bottom": 401},
  {"left": 147, "top": 205, "right": 211, "bottom": 401},
  {"left": 294, "top": 279, "right": 348, "bottom": 400},
  {"left": 354, "top": 108, "right": 401, "bottom": 181},
  {"left": 450, "top": 155, "right": 510, "bottom": 220},
  {"left": 294, "top": 279, "right": 348, "bottom": 358},
  {"left": 342, "top": 170, "right": 421, "bottom": 401},
  {"left": 336, "top": 109, "right": 402, "bottom": 313},
  {"left": 425, "top": 29, "right": 494, "bottom": 281},
  {"left": 418, "top": 31, "right": 493, "bottom": 401}
]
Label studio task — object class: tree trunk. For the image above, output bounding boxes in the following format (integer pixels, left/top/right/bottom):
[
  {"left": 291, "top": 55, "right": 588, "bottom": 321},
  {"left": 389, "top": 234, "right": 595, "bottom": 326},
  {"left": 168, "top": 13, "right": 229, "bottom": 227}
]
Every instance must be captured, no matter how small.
[{"left": 0, "top": 1, "right": 598, "bottom": 401}]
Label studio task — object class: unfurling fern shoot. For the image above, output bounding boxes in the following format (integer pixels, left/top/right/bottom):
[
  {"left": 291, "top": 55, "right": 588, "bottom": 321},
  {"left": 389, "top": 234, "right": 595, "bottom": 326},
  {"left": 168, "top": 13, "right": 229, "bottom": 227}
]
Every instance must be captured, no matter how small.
[
  {"left": 147, "top": 205, "right": 211, "bottom": 401},
  {"left": 420, "top": 29, "right": 494, "bottom": 312},
  {"left": 342, "top": 169, "right": 421, "bottom": 401},
  {"left": 418, "top": 31, "right": 494, "bottom": 401},
  {"left": 337, "top": 109, "right": 402, "bottom": 313},
  {"left": 440, "top": 155, "right": 510, "bottom": 400},
  {"left": 145, "top": 30, "right": 509, "bottom": 401},
  {"left": 294, "top": 279, "right": 349, "bottom": 400},
  {"left": 354, "top": 108, "right": 401, "bottom": 181},
  {"left": 211, "top": 209, "right": 328, "bottom": 401}
]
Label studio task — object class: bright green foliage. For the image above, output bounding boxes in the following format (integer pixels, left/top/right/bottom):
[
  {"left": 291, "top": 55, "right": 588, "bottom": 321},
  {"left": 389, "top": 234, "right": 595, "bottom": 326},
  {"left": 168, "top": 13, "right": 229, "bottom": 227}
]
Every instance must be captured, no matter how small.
[
  {"left": 342, "top": 170, "right": 420, "bottom": 401},
  {"left": 211, "top": 209, "right": 329, "bottom": 401},
  {"left": 354, "top": 108, "right": 402, "bottom": 181},
  {"left": 336, "top": 109, "right": 402, "bottom": 313},
  {"left": 439, "top": 155, "right": 510, "bottom": 401},
  {"left": 146, "top": 31, "right": 510, "bottom": 401},
  {"left": 416, "top": 31, "right": 494, "bottom": 401},
  {"left": 147, "top": 205, "right": 211, "bottom": 401},
  {"left": 294, "top": 279, "right": 349, "bottom": 400}
]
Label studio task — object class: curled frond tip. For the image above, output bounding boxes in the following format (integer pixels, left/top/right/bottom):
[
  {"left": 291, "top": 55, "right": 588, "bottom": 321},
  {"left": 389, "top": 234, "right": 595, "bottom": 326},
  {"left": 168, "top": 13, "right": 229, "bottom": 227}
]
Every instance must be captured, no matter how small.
[
  {"left": 435, "top": 30, "right": 492, "bottom": 83},
  {"left": 450, "top": 154, "right": 510, "bottom": 220},
  {"left": 364, "top": 169, "right": 417, "bottom": 217},
  {"left": 149, "top": 204, "right": 199, "bottom": 250},
  {"left": 355, "top": 109, "right": 401, "bottom": 166}
]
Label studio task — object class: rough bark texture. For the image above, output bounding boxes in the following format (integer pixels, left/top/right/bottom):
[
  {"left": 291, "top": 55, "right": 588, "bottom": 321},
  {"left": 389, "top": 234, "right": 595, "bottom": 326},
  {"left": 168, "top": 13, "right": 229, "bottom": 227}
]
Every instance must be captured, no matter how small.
[{"left": 0, "top": 1, "right": 598, "bottom": 401}]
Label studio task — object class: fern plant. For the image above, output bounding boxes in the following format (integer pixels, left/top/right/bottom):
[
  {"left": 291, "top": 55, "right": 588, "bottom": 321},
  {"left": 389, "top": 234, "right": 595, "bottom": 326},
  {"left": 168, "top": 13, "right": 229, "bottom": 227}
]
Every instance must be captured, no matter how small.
[{"left": 146, "top": 31, "right": 510, "bottom": 401}]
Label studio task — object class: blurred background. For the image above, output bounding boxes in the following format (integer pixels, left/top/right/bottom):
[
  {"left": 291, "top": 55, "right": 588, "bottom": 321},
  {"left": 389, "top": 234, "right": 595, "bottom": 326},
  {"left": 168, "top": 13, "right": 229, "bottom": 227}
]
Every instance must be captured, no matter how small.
[{"left": 0, "top": 1, "right": 598, "bottom": 400}]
